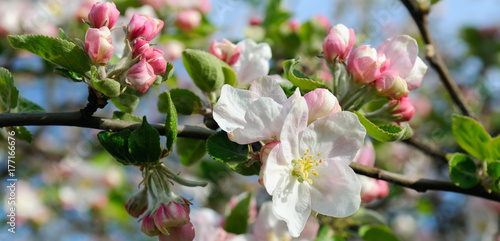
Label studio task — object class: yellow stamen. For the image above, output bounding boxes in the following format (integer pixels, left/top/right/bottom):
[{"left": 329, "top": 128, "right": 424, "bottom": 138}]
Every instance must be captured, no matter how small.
[{"left": 292, "top": 149, "right": 322, "bottom": 184}]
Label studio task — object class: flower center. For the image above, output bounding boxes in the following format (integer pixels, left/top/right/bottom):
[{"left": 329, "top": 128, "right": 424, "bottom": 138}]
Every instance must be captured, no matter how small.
[
  {"left": 291, "top": 149, "right": 322, "bottom": 184},
  {"left": 267, "top": 232, "right": 292, "bottom": 241}
]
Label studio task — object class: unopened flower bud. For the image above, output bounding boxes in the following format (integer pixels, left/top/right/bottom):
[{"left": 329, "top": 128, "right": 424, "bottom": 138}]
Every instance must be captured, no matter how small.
[
  {"left": 304, "top": 88, "right": 341, "bottom": 124},
  {"left": 389, "top": 96, "right": 415, "bottom": 122},
  {"left": 132, "top": 39, "right": 153, "bottom": 59},
  {"left": 85, "top": 27, "right": 114, "bottom": 65},
  {"left": 209, "top": 39, "right": 241, "bottom": 66},
  {"left": 125, "top": 188, "right": 148, "bottom": 218},
  {"left": 126, "top": 58, "right": 157, "bottom": 94},
  {"left": 128, "top": 14, "right": 164, "bottom": 41},
  {"left": 140, "top": 0, "right": 165, "bottom": 10},
  {"left": 141, "top": 212, "right": 160, "bottom": 236},
  {"left": 287, "top": 19, "right": 300, "bottom": 32},
  {"left": 148, "top": 48, "right": 167, "bottom": 75},
  {"left": 249, "top": 16, "right": 263, "bottom": 26},
  {"left": 322, "top": 24, "right": 355, "bottom": 62},
  {"left": 347, "top": 45, "right": 382, "bottom": 84},
  {"left": 176, "top": 10, "right": 202, "bottom": 32},
  {"left": 154, "top": 199, "right": 191, "bottom": 235},
  {"left": 375, "top": 71, "right": 410, "bottom": 99},
  {"left": 312, "top": 14, "right": 330, "bottom": 30},
  {"left": 158, "top": 222, "right": 195, "bottom": 241},
  {"left": 87, "top": 2, "right": 120, "bottom": 28}
]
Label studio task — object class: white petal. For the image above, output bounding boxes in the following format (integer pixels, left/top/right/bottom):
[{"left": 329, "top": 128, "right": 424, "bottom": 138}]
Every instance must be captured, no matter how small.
[
  {"left": 309, "top": 160, "right": 361, "bottom": 217},
  {"left": 272, "top": 177, "right": 311, "bottom": 238},
  {"left": 405, "top": 56, "right": 427, "bottom": 91},
  {"left": 377, "top": 35, "right": 418, "bottom": 79},
  {"left": 213, "top": 84, "right": 254, "bottom": 132},
  {"left": 280, "top": 97, "right": 309, "bottom": 162},
  {"left": 253, "top": 202, "right": 289, "bottom": 240},
  {"left": 232, "top": 39, "right": 272, "bottom": 86},
  {"left": 249, "top": 76, "right": 287, "bottom": 103},
  {"left": 263, "top": 143, "right": 290, "bottom": 195},
  {"left": 300, "top": 112, "right": 366, "bottom": 165},
  {"left": 230, "top": 97, "right": 284, "bottom": 144}
]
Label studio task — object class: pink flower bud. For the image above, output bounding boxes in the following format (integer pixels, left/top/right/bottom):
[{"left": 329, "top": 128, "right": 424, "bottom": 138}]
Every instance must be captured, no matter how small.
[
  {"left": 249, "top": 16, "right": 263, "bottom": 26},
  {"left": 304, "top": 88, "right": 341, "bottom": 124},
  {"left": 287, "top": 19, "right": 300, "bottom": 32},
  {"left": 128, "top": 14, "right": 164, "bottom": 41},
  {"left": 209, "top": 39, "right": 242, "bottom": 66},
  {"left": 198, "top": 0, "right": 211, "bottom": 14},
  {"left": 148, "top": 48, "right": 167, "bottom": 75},
  {"left": 376, "top": 180, "right": 389, "bottom": 199},
  {"left": 389, "top": 96, "right": 415, "bottom": 122},
  {"left": 132, "top": 39, "right": 153, "bottom": 59},
  {"left": 154, "top": 200, "right": 190, "bottom": 234},
  {"left": 125, "top": 188, "right": 148, "bottom": 218},
  {"left": 140, "top": 0, "right": 165, "bottom": 10},
  {"left": 127, "top": 58, "right": 157, "bottom": 94},
  {"left": 85, "top": 27, "right": 114, "bottom": 65},
  {"left": 141, "top": 212, "right": 160, "bottom": 236},
  {"left": 158, "top": 222, "right": 195, "bottom": 241},
  {"left": 347, "top": 45, "right": 383, "bottom": 84},
  {"left": 353, "top": 141, "right": 375, "bottom": 167},
  {"left": 176, "top": 10, "right": 202, "bottom": 32},
  {"left": 322, "top": 24, "right": 355, "bottom": 63},
  {"left": 375, "top": 71, "right": 410, "bottom": 99},
  {"left": 87, "top": 2, "right": 120, "bottom": 29}
]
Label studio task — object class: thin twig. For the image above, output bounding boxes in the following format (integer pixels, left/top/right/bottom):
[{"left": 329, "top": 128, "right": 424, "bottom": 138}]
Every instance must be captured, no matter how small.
[
  {"left": 399, "top": 0, "right": 477, "bottom": 119},
  {"left": 402, "top": 136, "right": 448, "bottom": 163}
]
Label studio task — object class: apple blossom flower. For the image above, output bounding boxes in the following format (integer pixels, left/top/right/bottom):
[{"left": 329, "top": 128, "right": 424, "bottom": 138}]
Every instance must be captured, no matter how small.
[
  {"left": 388, "top": 96, "right": 415, "bottom": 122},
  {"left": 176, "top": 9, "right": 202, "bottom": 32},
  {"left": 209, "top": 39, "right": 242, "bottom": 66},
  {"left": 347, "top": 45, "right": 383, "bottom": 84},
  {"left": 125, "top": 188, "right": 149, "bottom": 218},
  {"left": 262, "top": 98, "right": 365, "bottom": 237},
  {"left": 128, "top": 13, "right": 164, "bottom": 41},
  {"left": 322, "top": 24, "right": 355, "bottom": 63},
  {"left": 231, "top": 39, "right": 272, "bottom": 87},
  {"left": 191, "top": 208, "right": 235, "bottom": 241},
  {"left": 304, "top": 88, "right": 342, "bottom": 125},
  {"left": 85, "top": 27, "right": 114, "bottom": 65},
  {"left": 127, "top": 58, "right": 157, "bottom": 94},
  {"left": 376, "top": 35, "right": 428, "bottom": 91},
  {"left": 228, "top": 202, "right": 320, "bottom": 241},
  {"left": 374, "top": 70, "right": 410, "bottom": 99},
  {"left": 87, "top": 2, "right": 120, "bottom": 29},
  {"left": 213, "top": 76, "right": 300, "bottom": 145}
]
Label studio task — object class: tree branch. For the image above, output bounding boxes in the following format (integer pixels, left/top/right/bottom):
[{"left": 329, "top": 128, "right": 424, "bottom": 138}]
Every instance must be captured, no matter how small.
[
  {"left": 400, "top": 0, "right": 477, "bottom": 119},
  {"left": 1, "top": 111, "right": 498, "bottom": 201},
  {"left": 402, "top": 136, "right": 448, "bottom": 163}
]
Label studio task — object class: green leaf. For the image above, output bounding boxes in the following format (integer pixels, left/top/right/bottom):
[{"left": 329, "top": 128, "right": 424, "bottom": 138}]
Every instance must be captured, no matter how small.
[
  {"left": 160, "top": 62, "right": 174, "bottom": 82},
  {"left": 97, "top": 130, "right": 135, "bottom": 165},
  {"left": 447, "top": 153, "right": 479, "bottom": 189},
  {"left": 452, "top": 115, "right": 491, "bottom": 160},
  {"left": 359, "top": 225, "right": 400, "bottom": 241},
  {"left": 182, "top": 49, "right": 225, "bottom": 93},
  {"left": 176, "top": 138, "right": 207, "bottom": 166},
  {"left": 111, "top": 94, "right": 139, "bottom": 113},
  {"left": 54, "top": 67, "right": 83, "bottom": 82},
  {"left": 222, "top": 66, "right": 236, "bottom": 86},
  {"left": 164, "top": 89, "right": 202, "bottom": 115},
  {"left": 8, "top": 35, "right": 91, "bottom": 76},
  {"left": 224, "top": 193, "right": 252, "bottom": 234},
  {"left": 0, "top": 67, "right": 19, "bottom": 113},
  {"left": 158, "top": 91, "right": 178, "bottom": 153},
  {"left": 351, "top": 208, "right": 387, "bottom": 226},
  {"left": 283, "top": 58, "right": 326, "bottom": 93},
  {"left": 92, "top": 78, "right": 121, "bottom": 97},
  {"left": 354, "top": 111, "right": 413, "bottom": 142},
  {"left": 16, "top": 97, "right": 45, "bottom": 113},
  {"left": 112, "top": 111, "right": 142, "bottom": 122},
  {"left": 315, "top": 225, "right": 335, "bottom": 241},
  {"left": 487, "top": 161, "right": 500, "bottom": 180},
  {"left": 487, "top": 135, "right": 500, "bottom": 160},
  {"left": 9, "top": 126, "right": 33, "bottom": 143},
  {"left": 207, "top": 131, "right": 261, "bottom": 176},
  {"left": 431, "top": 0, "right": 441, "bottom": 5},
  {"left": 58, "top": 28, "right": 74, "bottom": 43},
  {"left": 128, "top": 116, "right": 162, "bottom": 164}
]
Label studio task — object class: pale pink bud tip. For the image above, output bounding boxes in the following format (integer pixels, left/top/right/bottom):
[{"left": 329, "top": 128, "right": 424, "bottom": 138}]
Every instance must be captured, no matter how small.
[
  {"left": 85, "top": 27, "right": 114, "bottom": 65},
  {"left": 389, "top": 96, "right": 415, "bottom": 122},
  {"left": 304, "top": 88, "right": 341, "bottom": 124},
  {"left": 323, "top": 24, "right": 355, "bottom": 62},
  {"left": 88, "top": 2, "right": 120, "bottom": 29},
  {"left": 176, "top": 10, "right": 202, "bottom": 32},
  {"left": 375, "top": 71, "right": 410, "bottom": 99},
  {"left": 128, "top": 14, "right": 164, "bottom": 41},
  {"left": 209, "top": 39, "right": 241, "bottom": 66}
]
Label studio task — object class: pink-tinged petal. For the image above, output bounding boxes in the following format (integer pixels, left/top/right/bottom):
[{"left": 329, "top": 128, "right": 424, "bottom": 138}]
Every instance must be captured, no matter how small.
[
  {"left": 405, "top": 56, "right": 427, "bottom": 90},
  {"left": 309, "top": 160, "right": 361, "bottom": 217},
  {"left": 322, "top": 24, "right": 354, "bottom": 62},
  {"left": 377, "top": 35, "right": 418, "bottom": 79},
  {"left": 253, "top": 202, "right": 289, "bottom": 240},
  {"left": 272, "top": 177, "right": 311, "bottom": 238},
  {"left": 304, "top": 88, "right": 341, "bottom": 124},
  {"left": 126, "top": 58, "right": 157, "bottom": 94},
  {"left": 230, "top": 97, "right": 284, "bottom": 144},
  {"left": 232, "top": 39, "right": 272, "bottom": 86},
  {"left": 280, "top": 98, "right": 309, "bottom": 162},
  {"left": 376, "top": 180, "right": 390, "bottom": 199},
  {"left": 353, "top": 141, "right": 375, "bottom": 167},
  {"left": 375, "top": 71, "right": 409, "bottom": 99},
  {"left": 213, "top": 85, "right": 254, "bottom": 132},
  {"left": 249, "top": 76, "right": 287, "bottom": 103},
  {"left": 300, "top": 215, "right": 320, "bottom": 240},
  {"left": 359, "top": 176, "right": 379, "bottom": 203},
  {"left": 262, "top": 143, "right": 291, "bottom": 196},
  {"left": 300, "top": 112, "right": 366, "bottom": 165},
  {"left": 347, "top": 45, "right": 381, "bottom": 84},
  {"left": 158, "top": 222, "right": 195, "bottom": 241}
]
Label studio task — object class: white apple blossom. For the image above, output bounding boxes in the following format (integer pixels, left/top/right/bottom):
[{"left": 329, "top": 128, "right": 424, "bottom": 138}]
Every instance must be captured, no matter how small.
[
  {"left": 231, "top": 39, "right": 272, "bottom": 87},
  {"left": 213, "top": 76, "right": 300, "bottom": 144},
  {"left": 229, "top": 202, "right": 319, "bottom": 241},
  {"left": 262, "top": 97, "right": 365, "bottom": 237}
]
